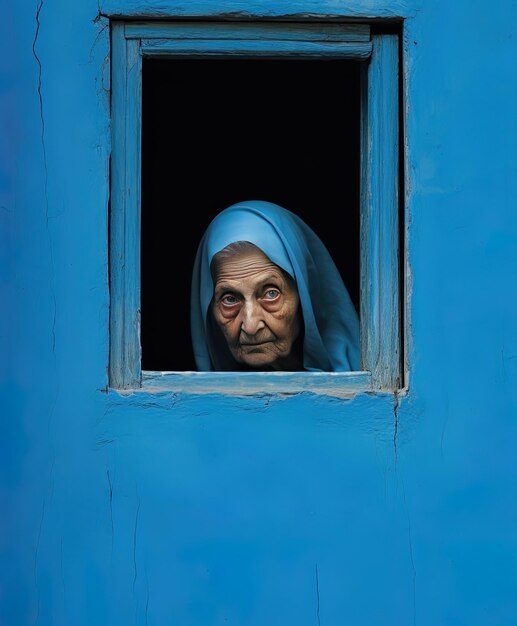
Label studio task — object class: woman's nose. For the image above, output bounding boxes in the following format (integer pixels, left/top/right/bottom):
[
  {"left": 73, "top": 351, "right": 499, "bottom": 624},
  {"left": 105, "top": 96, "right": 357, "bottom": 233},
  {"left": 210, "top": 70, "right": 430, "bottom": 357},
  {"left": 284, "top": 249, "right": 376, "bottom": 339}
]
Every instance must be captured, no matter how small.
[{"left": 240, "top": 301, "right": 265, "bottom": 335}]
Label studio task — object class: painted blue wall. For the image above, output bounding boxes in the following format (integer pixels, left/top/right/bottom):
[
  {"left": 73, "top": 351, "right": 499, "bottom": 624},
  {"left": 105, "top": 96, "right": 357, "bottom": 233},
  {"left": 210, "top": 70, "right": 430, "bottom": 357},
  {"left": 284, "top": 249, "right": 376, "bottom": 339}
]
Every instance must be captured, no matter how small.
[{"left": 2, "top": 1, "right": 517, "bottom": 624}]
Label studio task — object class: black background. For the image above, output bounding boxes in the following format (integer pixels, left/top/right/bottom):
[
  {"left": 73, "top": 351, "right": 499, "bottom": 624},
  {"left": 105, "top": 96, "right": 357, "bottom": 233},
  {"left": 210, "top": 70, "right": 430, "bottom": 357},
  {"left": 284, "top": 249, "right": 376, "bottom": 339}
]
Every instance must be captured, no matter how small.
[{"left": 141, "top": 58, "right": 360, "bottom": 371}]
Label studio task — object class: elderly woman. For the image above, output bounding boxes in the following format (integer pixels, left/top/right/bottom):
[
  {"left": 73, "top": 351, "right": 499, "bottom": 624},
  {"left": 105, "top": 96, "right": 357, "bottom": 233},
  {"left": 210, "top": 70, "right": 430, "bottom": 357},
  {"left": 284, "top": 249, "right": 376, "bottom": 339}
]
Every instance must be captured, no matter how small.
[{"left": 191, "top": 200, "right": 360, "bottom": 372}]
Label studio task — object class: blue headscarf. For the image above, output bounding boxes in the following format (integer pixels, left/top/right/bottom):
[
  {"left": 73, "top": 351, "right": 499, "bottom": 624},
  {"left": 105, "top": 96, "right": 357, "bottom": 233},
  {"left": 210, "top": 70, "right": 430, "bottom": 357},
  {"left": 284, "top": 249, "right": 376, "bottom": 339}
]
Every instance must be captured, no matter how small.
[{"left": 191, "top": 200, "right": 360, "bottom": 372}]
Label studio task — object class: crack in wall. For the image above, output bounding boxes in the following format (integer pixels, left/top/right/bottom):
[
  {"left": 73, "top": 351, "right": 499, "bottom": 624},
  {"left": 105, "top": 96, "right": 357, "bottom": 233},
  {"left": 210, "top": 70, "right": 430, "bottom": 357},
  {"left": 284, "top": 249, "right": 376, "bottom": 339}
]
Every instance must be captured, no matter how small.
[
  {"left": 89, "top": 22, "right": 109, "bottom": 63},
  {"left": 32, "top": 0, "right": 57, "bottom": 354},
  {"left": 32, "top": 0, "right": 45, "bottom": 180},
  {"left": 106, "top": 469, "right": 114, "bottom": 556},
  {"left": 93, "top": 11, "right": 110, "bottom": 23},
  {"left": 94, "top": 0, "right": 110, "bottom": 22},
  {"left": 408, "top": 516, "right": 417, "bottom": 626},
  {"left": 60, "top": 537, "right": 66, "bottom": 603},
  {"left": 401, "top": 480, "right": 417, "bottom": 626},
  {"left": 315, "top": 563, "right": 321, "bottom": 626},
  {"left": 31, "top": 10, "right": 60, "bottom": 622},
  {"left": 133, "top": 498, "right": 141, "bottom": 593},
  {"left": 145, "top": 574, "right": 150, "bottom": 626},
  {"left": 33, "top": 498, "right": 46, "bottom": 625},
  {"left": 393, "top": 390, "right": 400, "bottom": 463}
]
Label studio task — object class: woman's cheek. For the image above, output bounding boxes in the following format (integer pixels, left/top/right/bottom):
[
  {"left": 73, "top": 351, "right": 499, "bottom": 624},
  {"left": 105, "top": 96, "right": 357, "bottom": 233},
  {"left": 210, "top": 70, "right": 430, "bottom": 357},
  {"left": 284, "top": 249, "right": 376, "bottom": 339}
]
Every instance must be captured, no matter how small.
[{"left": 273, "top": 300, "right": 296, "bottom": 321}]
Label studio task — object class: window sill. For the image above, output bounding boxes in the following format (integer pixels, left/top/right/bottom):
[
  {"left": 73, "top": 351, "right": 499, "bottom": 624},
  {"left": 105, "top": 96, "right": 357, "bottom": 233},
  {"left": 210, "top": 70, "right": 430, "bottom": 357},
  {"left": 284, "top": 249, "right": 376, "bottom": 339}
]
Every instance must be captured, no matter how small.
[{"left": 130, "top": 370, "right": 373, "bottom": 398}]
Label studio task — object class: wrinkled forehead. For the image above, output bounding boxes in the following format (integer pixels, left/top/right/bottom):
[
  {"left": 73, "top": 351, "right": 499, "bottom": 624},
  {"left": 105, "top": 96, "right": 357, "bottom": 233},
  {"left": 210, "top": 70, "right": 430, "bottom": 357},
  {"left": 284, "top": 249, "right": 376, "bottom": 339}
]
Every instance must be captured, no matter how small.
[
  {"left": 206, "top": 208, "right": 295, "bottom": 278},
  {"left": 212, "top": 246, "right": 291, "bottom": 286}
]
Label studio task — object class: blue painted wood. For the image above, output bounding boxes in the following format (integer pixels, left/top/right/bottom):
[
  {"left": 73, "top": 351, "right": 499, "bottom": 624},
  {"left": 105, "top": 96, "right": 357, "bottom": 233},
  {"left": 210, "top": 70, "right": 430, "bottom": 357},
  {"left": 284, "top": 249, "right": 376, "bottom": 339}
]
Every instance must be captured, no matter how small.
[
  {"left": 141, "top": 38, "right": 372, "bottom": 58},
  {"left": 360, "top": 34, "right": 401, "bottom": 390},
  {"left": 102, "top": 0, "right": 411, "bottom": 19},
  {"left": 110, "top": 20, "right": 380, "bottom": 389},
  {"left": 125, "top": 21, "right": 371, "bottom": 41},
  {"left": 141, "top": 370, "right": 372, "bottom": 397},
  {"left": 110, "top": 24, "right": 401, "bottom": 389},
  {"left": 109, "top": 23, "right": 129, "bottom": 389},
  {"left": 110, "top": 26, "right": 142, "bottom": 389},
  {"left": 124, "top": 39, "right": 143, "bottom": 387}
]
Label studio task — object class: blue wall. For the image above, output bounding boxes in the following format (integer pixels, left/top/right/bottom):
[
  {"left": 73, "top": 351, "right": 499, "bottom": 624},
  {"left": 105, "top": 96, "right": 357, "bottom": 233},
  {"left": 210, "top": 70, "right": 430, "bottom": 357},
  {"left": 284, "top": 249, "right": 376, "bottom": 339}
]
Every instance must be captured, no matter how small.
[{"left": 2, "top": 1, "right": 517, "bottom": 624}]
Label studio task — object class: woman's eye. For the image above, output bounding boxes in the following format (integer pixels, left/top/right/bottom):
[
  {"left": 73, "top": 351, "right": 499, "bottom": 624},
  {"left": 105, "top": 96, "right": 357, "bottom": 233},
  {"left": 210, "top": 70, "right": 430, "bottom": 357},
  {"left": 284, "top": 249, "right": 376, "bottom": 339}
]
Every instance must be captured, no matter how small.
[
  {"left": 263, "top": 289, "right": 280, "bottom": 300},
  {"left": 221, "top": 295, "right": 239, "bottom": 306}
]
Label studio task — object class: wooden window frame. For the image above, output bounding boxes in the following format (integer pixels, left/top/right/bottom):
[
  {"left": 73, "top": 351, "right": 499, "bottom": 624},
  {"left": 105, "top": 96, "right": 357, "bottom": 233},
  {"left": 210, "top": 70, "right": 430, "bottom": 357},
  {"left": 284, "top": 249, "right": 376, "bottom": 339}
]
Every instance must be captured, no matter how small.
[{"left": 109, "top": 20, "right": 402, "bottom": 396}]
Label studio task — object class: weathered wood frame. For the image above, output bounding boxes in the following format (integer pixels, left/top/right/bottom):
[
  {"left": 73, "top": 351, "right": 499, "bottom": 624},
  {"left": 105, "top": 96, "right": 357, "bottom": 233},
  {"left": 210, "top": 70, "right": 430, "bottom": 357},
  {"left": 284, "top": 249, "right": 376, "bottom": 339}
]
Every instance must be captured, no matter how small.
[{"left": 110, "top": 21, "right": 401, "bottom": 394}]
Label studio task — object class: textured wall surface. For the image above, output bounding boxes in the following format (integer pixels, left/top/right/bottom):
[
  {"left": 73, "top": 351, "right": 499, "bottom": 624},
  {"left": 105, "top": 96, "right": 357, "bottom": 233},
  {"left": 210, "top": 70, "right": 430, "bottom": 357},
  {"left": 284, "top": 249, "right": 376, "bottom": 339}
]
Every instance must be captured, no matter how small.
[{"left": 2, "top": 1, "right": 517, "bottom": 624}]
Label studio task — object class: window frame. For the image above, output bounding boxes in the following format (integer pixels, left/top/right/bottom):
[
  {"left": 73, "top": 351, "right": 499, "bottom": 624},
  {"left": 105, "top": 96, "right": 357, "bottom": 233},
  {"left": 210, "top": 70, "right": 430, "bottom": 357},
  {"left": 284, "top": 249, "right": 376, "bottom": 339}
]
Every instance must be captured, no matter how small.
[{"left": 109, "top": 20, "right": 402, "bottom": 395}]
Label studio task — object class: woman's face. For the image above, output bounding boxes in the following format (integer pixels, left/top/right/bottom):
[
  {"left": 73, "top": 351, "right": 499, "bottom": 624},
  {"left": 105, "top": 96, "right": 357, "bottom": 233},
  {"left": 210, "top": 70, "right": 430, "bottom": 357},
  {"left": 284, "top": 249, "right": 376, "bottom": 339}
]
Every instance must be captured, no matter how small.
[{"left": 211, "top": 247, "right": 301, "bottom": 369}]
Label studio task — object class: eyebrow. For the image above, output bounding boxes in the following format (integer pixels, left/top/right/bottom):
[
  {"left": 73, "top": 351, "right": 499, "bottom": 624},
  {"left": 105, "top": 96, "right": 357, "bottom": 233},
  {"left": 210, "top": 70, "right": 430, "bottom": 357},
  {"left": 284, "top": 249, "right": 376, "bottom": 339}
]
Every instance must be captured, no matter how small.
[{"left": 214, "top": 273, "right": 285, "bottom": 294}]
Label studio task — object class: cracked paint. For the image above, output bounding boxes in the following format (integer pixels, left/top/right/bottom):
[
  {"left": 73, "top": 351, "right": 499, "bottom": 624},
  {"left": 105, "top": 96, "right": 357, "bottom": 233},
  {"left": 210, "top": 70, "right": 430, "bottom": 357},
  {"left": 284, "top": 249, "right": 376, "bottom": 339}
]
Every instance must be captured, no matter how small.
[{"left": 393, "top": 390, "right": 400, "bottom": 462}]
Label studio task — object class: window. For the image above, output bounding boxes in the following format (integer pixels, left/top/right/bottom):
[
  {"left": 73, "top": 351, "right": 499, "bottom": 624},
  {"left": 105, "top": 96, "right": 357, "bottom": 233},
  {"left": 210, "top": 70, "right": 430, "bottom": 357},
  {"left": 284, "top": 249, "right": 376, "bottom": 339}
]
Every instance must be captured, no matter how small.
[{"left": 110, "top": 21, "right": 402, "bottom": 394}]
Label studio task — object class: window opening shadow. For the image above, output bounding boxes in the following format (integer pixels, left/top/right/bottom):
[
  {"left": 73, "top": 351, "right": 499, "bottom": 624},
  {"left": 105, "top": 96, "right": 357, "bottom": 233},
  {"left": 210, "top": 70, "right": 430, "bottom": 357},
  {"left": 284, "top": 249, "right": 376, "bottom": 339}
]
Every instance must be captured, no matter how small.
[{"left": 141, "top": 58, "right": 360, "bottom": 371}]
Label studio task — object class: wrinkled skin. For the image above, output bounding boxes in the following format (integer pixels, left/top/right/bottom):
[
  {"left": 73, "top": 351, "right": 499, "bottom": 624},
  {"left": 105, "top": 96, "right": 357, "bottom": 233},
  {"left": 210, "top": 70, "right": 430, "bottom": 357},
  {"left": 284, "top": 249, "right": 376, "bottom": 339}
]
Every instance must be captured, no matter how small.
[{"left": 211, "top": 248, "right": 302, "bottom": 370}]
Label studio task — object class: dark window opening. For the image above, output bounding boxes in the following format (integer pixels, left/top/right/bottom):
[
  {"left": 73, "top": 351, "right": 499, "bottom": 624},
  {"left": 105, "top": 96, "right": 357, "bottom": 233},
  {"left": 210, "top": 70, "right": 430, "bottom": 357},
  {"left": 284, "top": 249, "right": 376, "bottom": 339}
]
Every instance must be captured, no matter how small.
[{"left": 141, "top": 58, "right": 361, "bottom": 371}]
